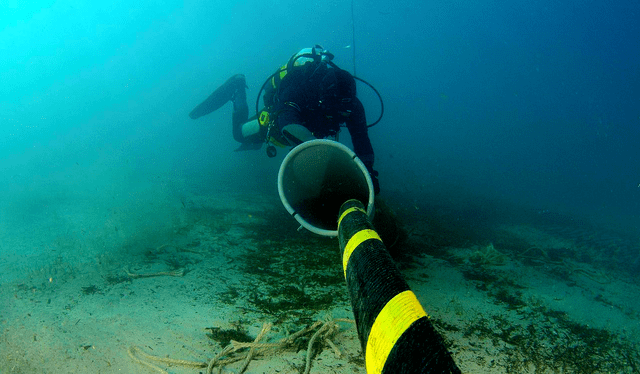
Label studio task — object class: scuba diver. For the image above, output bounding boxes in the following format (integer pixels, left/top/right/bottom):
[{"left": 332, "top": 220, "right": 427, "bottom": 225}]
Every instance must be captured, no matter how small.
[{"left": 188, "top": 45, "right": 380, "bottom": 194}]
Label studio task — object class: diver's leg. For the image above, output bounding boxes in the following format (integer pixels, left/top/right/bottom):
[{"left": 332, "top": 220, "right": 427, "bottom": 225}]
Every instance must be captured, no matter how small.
[
  {"left": 234, "top": 117, "right": 265, "bottom": 150},
  {"left": 231, "top": 81, "right": 249, "bottom": 143},
  {"left": 230, "top": 82, "right": 266, "bottom": 146},
  {"left": 189, "top": 74, "right": 247, "bottom": 119}
]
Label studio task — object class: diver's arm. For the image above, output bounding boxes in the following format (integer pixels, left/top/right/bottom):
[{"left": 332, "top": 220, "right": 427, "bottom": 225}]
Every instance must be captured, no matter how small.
[
  {"left": 347, "top": 97, "right": 379, "bottom": 194},
  {"left": 274, "top": 101, "right": 303, "bottom": 133},
  {"left": 346, "top": 97, "right": 374, "bottom": 167},
  {"left": 273, "top": 74, "right": 306, "bottom": 132}
]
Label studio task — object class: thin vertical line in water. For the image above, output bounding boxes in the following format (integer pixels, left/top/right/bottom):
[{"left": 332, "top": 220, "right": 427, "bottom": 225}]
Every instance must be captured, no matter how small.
[{"left": 351, "top": 0, "right": 357, "bottom": 76}]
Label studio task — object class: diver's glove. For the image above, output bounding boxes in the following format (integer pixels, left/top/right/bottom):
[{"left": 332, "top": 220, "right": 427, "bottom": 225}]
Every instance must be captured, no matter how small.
[{"left": 362, "top": 157, "right": 380, "bottom": 195}]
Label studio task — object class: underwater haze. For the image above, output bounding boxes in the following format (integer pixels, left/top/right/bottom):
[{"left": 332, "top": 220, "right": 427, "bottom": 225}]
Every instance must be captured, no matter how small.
[{"left": 1, "top": 0, "right": 639, "bottom": 277}]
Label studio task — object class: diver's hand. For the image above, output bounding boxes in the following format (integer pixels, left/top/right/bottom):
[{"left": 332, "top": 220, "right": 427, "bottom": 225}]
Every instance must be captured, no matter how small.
[{"left": 363, "top": 160, "right": 380, "bottom": 195}]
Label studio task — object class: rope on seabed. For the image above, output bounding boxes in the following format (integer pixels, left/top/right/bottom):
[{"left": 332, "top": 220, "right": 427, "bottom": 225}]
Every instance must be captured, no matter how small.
[
  {"left": 128, "top": 318, "right": 356, "bottom": 374},
  {"left": 128, "top": 346, "right": 206, "bottom": 374}
]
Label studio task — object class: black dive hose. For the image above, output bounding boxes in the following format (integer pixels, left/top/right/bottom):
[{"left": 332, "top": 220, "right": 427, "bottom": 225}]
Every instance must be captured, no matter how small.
[
  {"left": 254, "top": 69, "right": 282, "bottom": 124},
  {"left": 354, "top": 76, "right": 384, "bottom": 128},
  {"left": 254, "top": 65, "right": 384, "bottom": 129}
]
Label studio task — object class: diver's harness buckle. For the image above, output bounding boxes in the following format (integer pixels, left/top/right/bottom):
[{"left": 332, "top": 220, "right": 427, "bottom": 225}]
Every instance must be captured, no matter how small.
[{"left": 259, "top": 109, "right": 279, "bottom": 158}]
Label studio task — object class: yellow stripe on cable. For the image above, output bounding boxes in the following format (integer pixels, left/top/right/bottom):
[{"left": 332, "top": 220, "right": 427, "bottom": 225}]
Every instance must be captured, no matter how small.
[
  {"left": 342, "top": 229, "right": 381, "bottom": 278},
  {"left": 337, "top": 206, "right": 367, "bottom": 228},
  {"left": 365, "top": 290, "right": 429, "bottom": 374}
]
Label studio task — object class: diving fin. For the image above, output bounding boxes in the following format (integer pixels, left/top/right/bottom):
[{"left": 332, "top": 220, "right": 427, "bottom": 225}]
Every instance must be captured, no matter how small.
[{"left": 189, "top": 74, "right": 247, "bottom": 119}]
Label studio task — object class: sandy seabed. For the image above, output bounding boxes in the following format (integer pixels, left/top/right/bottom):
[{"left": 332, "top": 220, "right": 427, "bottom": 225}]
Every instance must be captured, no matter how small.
[{"left": 2, "top": 191, "right": 639, "bottom": 373}]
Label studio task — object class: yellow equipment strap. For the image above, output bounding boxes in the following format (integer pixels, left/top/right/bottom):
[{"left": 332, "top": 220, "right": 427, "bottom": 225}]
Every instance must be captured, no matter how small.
[{"left": 366, "top": 291, "right": 429, "bottom": 374}]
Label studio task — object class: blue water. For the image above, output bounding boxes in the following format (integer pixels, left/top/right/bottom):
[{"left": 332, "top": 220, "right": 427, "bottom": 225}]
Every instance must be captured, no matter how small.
[{"left": 1, "top": 0, "right": 638, "bottom": 267}]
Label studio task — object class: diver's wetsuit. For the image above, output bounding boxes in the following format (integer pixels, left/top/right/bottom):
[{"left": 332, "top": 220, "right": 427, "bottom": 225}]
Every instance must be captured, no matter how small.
[
  {"left": 188, "top": 60, "right": 378, "bottom": 190},
  {"left": 268, "top": 61, "right": 375, "bottom": 169}
]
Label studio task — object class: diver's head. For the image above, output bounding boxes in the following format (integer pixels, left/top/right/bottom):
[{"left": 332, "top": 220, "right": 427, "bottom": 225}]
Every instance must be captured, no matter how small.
[{"left": 290, "top": 45, "right": 334, "bottom": 67}]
